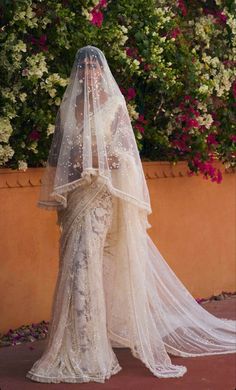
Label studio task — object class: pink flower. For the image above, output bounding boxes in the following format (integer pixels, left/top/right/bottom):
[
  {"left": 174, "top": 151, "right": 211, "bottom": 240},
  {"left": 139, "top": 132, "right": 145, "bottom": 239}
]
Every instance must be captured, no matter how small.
[
  {"left": 134, "top": 114, "right": 148, "bottom": 133},
  {"left": 29, "top": 130, "right": 40, "bottom": 141},
  {"left": 223, "top": 60, "right": 236, "bottom": 68},
  {"left": 143, "top": 63, "right": 151, "bottom": 71},
  {"left": 179, "top": 114, "right": 188, "bottom": 122},
  {"left": 125, "top": 47, "right": 134, "bottom": 57},
  {"left": 29, "top": 34, "right": 48, "bottom": 51},
  {"left": 207, "top": 133, "right": 219, "bottom": 146},
  {"left": 171, "top": 134, "right": 190, "bottom": 151},
  {"left": 138, "top": 114, "right": 148, "bottom": 124},
  {"left": 127, "top": 87, "right": 136, "bottom": 100},
  {"left": 99, "top": 0, "right": 107, "bottom": 8},
  {"left": 134, "top": 123, "right": 145, "bottom": 133},
  {"left": 188, "top": 107, "right": 200, "bottom": 117},
  {"left": 215, "top": 11, "right": 227, "bottom": 25},
  {"left": 169, "top": 27, "right": 181, "bottom": 39},
  {"left": 90, "top": 0, "right": 107, "bottom": 27},
  {"left": 186, "top": 118, "right": 199, "bottom": 128},
  {"left": 203, "top": 8, "right": 227, "bottom": 25},
  {"left": 178, "top": 0, "right": 187, "bottom": 16},
  {"left": 193, "top": 158, "right": 222, "bottom": 184},
  {"left": 183, "top": 95, "right": 191, "bottom": 101},
  {"left": 39, "top": 35, "right": 47, "bottom": 46},
  {"left": 230, "top": 135, "right": 236, "bottom": 142},
  {"left": 90, "top": 9, "right": 104, "bottom": 27}
]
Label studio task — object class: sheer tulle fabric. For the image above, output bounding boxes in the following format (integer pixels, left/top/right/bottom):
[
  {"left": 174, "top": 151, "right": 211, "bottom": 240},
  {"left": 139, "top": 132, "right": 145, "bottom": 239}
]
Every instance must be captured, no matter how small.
[
  {"left": 38, "top": 45, "right": 151, "bottom": 217},
  {"left": 27, "top": 169, "right": 236, "bottom": 383},
  {"left": 28, "top": 46, "right": 236, "bottom": 383}
]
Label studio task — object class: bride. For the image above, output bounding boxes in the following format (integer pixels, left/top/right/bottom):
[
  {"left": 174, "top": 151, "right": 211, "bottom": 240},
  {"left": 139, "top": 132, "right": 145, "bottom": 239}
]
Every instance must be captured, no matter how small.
[{"left": 26, "top": 45, "right": 236, "bottom": 383}]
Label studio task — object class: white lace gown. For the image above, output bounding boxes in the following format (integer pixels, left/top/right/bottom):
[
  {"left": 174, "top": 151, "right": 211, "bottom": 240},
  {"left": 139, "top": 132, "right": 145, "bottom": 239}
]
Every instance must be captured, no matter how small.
[
  {"left": 27, "top": 180, "right": 124, "bottom": 383},
  {"left": 26, "top": 100, "right": 236, "bottom": 384}
]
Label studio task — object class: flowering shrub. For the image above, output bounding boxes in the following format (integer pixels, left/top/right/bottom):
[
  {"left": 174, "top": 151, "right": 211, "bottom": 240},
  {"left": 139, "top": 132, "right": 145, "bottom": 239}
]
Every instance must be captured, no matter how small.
[{"left": 0, "top": 0, "right": 235, "bottom": 183}]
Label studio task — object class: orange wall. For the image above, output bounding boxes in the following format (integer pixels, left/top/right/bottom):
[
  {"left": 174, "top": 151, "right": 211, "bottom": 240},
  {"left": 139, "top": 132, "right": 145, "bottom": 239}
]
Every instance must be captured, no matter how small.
[{"left": 0, "top": 161, "right": 235, "bottom": 334}]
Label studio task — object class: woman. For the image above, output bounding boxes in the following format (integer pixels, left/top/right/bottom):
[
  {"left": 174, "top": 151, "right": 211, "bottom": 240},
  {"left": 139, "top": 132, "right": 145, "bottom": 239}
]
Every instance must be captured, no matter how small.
[{"left": 26, "top": 46, "right": 236, "bottom": 383}]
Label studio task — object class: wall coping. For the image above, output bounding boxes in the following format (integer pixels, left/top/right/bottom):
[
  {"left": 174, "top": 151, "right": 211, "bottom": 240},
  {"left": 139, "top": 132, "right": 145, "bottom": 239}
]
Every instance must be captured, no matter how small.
[{"left": 0, "top": 160, "right": 235, "bottom": 189}]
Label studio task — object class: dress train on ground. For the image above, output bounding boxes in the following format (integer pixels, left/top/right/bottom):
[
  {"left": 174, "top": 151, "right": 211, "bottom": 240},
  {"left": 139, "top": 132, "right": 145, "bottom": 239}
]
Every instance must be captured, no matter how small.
[{"left": 26, "top": 175, "right": 236, "bottom": 383}]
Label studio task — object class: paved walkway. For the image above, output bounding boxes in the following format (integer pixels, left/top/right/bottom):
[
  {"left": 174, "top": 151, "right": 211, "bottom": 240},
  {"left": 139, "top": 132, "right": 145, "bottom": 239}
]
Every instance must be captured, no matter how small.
[{"left": 0, "top": 297, "right": 235, "bottom": 390}]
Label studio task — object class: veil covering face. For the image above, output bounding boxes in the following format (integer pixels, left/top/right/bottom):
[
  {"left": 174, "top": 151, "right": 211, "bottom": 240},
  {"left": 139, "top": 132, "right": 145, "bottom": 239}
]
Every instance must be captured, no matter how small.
[{"left": 38, "top": 45, "right": 151, "bottom": 221}]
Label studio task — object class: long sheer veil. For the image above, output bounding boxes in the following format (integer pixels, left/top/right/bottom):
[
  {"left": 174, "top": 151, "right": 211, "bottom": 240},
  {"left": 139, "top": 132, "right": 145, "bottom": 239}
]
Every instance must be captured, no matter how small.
[
  {"left": 38, "top": 45, "right": 151, "bottom": 221},
  {"left": 38, "top": 45, "right": 236, "bottom": 379}
]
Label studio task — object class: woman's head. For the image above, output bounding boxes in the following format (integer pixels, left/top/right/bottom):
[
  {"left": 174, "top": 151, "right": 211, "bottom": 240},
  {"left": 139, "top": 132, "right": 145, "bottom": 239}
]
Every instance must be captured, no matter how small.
[{"left": 76, "top": 46, "right": 104, "bottom": 84}]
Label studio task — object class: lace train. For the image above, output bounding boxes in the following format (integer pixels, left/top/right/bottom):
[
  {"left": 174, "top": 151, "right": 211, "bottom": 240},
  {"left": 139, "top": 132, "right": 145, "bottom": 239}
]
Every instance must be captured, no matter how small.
[{"left": 26, "top": 177, "right": 236, "bottom": 383}]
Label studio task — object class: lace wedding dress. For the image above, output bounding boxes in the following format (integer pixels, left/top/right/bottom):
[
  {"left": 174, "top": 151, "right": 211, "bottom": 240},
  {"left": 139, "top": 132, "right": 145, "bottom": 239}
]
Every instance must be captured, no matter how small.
[{"left": 26, "top": 95, "right": 236, "bottom": 384}]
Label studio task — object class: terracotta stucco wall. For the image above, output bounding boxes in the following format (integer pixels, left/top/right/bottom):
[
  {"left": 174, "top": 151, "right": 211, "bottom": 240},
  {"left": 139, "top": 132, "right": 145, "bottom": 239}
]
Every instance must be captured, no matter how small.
[{"left": 0, "top": 161, "right": 235, "bottom": 334}]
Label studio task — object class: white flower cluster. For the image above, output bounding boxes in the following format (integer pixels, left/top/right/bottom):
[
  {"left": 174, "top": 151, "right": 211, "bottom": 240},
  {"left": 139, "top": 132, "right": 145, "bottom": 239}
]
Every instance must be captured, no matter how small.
[
  {"left": 2, "top": 88, "right": 16, "bottom": 103},
  {"left": 119, "top": 25, "right": 129, "bottom": 45},
  {"left": 19, "top": 93, "right": 27, "bottom": 102},
  {"left": 199, "top": 53, "right": 236, "bottom": 97},
  {"left": 0, "top": 145, "right": 14, "bottom": 165},
  {"left": 81, "top": 7, "right": 91, "bottom": 21},
  {"left": 167, "top": 102, "right": 215, "bottom": 138},
  {"left": 27, "top": 141, "right": 38, "bottom": 154},
  {"left": 41, "top": 16, "right": 51, "bottom": 30},
  {"left": 195, "top": 16, "right": 218, "bottom": 48},
  {"left": 153, "top": 7, "right": 174, "bottom": 23},
  {"left": 11, "top": 39, "right": 27, "bottom": 63},
  {"left": 47, "top": 124, "right": 55, "bottom": 136},
  {"left": 12, "top": 5, "right": 38, "bottom": 29},
  {"left": 225, "top": 9, "right": 236, "bottom": 57},
  {"left": 18, "top": 160, "right": 28, "bottom": 171},
  {"left": 14, "top": 40, "right": 27, "bottom": 53},
  {"left": 127, "top": 103, "right": 139, "bottom": 120},
  {"left": 41, "top": 73, "right": 68, "bottom": 105},
  {"left": 197, "top": 113, "right": 214, "bottom": 129},
  {"left": 0, "top": 117, "right": 13, "bottom": 143},
  {"left": 25, "top": 53, "right": 48, "bottom": 80}
]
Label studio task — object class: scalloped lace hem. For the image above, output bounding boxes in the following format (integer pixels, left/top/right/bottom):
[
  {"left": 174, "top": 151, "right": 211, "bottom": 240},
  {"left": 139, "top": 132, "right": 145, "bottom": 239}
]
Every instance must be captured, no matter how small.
[
  {"left": 130, "top": 346, "right": 187, "bottom": 379},
  {"left": 26, "top": 363, "right": 122, "bottom": 384},
  {"left": 40, "top": 168, "right": 152, "bottom": 216}
]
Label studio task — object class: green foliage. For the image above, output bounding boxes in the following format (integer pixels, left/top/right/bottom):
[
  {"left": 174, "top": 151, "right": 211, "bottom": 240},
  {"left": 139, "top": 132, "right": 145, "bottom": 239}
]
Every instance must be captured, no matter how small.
[{"left": 0, "top": 0, "right": 235, "bottom": 182}]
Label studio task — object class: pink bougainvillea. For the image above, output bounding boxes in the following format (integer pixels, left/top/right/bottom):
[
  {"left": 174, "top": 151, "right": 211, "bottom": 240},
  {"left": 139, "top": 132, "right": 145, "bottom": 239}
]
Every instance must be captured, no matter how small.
[
  {"left": 177, "top": 0, "right": 187, "bottom": 17},
  {"left": 28, "top": 130, "right": 40, "bottom": 141},
  {"left": 203, "top": 8, "right": 227, "bottom": 25},
  {"left": 90, "top": 0, "right": 107, "bottom": 27},
  {"left": 90, "top": 9, "right": 104, "bottom": 27},
  {"left": 169, "top": 27, "right": 181, "bottom": 39},
  {"left": 134, "top": 114, "right": 148, "bottom": 134},
  {"left": 127, "top": 87, "right": 136, "bottom": 100},
  {"left": 206, "top": 133, "right": 219, "bottom": 146},
  {"left": 171, "top": 95, "right": 223, "bottom": 183},
  {"left": 230, "top": 135, "right": 236, "bottom": 142},
  {"left": 125, "top": 46, "right": 142, "bottom": 63},
  {"left": 29, "top": 34, "right": 48, "bottom": 52}
]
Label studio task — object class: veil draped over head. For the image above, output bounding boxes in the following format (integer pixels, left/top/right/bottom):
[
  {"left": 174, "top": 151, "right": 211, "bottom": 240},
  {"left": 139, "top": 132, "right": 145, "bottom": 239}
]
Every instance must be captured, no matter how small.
[
  {"left": 37, "top": 46, "right": 236, "bottom": 380},
  {"left": 38, "top": 45, "right": 151, "bottom": 222}
]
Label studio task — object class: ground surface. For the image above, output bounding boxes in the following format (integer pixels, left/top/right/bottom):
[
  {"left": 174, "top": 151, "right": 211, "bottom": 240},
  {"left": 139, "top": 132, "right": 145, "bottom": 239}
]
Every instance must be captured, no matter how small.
[{"left": 0, "top": 297, "right": 235, "bottom": 390}]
